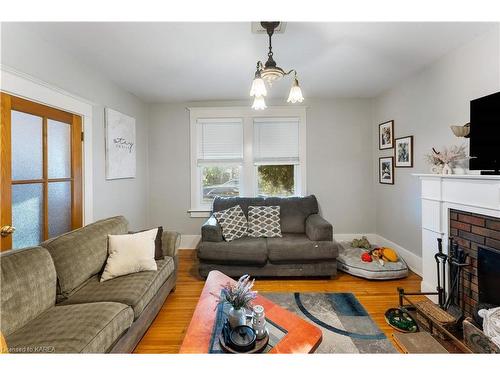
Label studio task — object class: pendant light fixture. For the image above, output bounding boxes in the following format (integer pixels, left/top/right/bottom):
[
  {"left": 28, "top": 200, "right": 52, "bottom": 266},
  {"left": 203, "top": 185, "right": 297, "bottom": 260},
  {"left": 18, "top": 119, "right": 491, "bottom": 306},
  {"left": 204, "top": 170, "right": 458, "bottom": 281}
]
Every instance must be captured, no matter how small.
[{"left": 250, "top": 22, "right": 304, "bottom": 110}]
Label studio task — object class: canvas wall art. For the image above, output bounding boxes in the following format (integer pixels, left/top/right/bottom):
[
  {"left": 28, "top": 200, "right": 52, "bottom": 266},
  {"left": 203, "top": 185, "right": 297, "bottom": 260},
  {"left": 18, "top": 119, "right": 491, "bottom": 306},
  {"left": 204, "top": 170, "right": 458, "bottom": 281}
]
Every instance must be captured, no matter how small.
[{"left": 105, "top": 108, "right": 136, "bottom": 179}]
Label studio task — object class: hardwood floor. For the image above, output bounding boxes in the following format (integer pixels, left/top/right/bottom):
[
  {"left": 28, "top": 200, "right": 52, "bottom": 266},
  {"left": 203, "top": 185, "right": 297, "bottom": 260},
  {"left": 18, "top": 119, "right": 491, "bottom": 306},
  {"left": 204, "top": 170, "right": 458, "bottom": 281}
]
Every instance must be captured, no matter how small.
[{"left": 134, "top": 249, "right": 426, "bottom": 353}]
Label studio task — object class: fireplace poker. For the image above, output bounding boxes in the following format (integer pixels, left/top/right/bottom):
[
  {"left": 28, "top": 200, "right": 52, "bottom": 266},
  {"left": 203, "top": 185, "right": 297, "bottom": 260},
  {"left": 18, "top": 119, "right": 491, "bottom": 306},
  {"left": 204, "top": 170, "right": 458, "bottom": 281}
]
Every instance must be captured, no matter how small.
[
  {"left": 435, "top": 238, "right": 448, "bottom": 309},
  {"left": 444, "top": 242, "right": 470, "bottom": 314}
]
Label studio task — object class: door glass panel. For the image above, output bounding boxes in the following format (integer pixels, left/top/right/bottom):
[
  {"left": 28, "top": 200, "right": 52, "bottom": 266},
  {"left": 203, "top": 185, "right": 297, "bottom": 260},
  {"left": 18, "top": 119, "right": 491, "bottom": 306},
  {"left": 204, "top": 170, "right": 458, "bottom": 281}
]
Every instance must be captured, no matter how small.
[
  {"left": 48, "top": 119, "right": 71, "bottom": 178},
  {"left": 48, "top": 181, "right": 71, "bottom": 238},
  {"left": 11, "top": 110, "right": 43, "bottom": 180},
  {"left": 12, "top": 183, "right": 44, "bottom": 249}
]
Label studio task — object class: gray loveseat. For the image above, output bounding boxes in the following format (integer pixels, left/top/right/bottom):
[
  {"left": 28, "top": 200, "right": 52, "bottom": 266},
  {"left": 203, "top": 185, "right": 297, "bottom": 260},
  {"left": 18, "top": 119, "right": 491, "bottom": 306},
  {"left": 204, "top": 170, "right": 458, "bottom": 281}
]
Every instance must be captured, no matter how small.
[
  {"left": 0, "top": 216, "right": 180, "bottom": 353},
  {"left": 197, "top": 195, "right": 338, "bottom": 278}
]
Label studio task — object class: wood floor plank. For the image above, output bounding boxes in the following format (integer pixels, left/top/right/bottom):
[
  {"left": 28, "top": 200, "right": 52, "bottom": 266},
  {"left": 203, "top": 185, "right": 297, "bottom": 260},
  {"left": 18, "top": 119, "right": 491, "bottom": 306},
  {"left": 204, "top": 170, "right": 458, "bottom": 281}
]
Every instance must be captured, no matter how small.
[{"left": 134, "top": 249, "right": 425, "bottom": 353}]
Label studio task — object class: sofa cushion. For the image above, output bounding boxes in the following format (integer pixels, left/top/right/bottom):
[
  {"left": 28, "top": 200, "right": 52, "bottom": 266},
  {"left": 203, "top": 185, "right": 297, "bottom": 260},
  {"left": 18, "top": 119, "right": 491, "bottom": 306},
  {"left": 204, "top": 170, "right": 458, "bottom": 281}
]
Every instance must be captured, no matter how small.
[
  {"left": 213, "top": 195, "right": 319, "bottom": 233},
  {"left": 59, "top": 257, "right": 175, "bottom": 319},
  {"left": 0, "top": 247, "right": 56, "bottom": 336},
  {"left": 41, "top": 216, "right": 128, "bottom": 300},
  {"left": 5, "top": 302, "right": 133, "bottom": 353},
  {"left": 213, "top": 197, "right": 265, "bottom": 217},
  {"left": 248, "top": 206, "right": 282, "bottom": 238},
  {"left": 267, "top": 234, "right": 338, "bottom": 263},
  {"left": 198, "top": 237, "right": 268, "bottom": 266},
  {"left": 101, "top": 229, "right": 159, "bottom": 282},
  {"left": 265, "top": 196, "right": 318, "bottom": 233},
  {"left": 130, "top": 226, "right": 163, "bottom": 260},
  {"left": 213, "top": 205, "right": 248, "bottom": 242}
]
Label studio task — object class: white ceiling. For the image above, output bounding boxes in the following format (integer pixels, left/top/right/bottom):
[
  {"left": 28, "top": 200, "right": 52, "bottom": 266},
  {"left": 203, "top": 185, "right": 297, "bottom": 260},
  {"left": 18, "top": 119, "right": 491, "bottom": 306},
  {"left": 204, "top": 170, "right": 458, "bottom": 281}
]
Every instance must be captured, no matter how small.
[{"left": 24, "top": 22, "right": 495, "bottom": 103}]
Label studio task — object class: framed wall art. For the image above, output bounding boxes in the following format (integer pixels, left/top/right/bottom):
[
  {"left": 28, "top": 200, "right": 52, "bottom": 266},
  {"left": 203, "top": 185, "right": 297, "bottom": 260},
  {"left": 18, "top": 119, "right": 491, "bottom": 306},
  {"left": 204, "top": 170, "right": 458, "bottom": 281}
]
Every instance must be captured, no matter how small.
[
  {"left": 379, "top": 120, "right": 394, "bottom": 150},
  {"left": 395, "top": 136, "right": 414, "bottom": 168},
  {"left": 379, "top": 157, "right": 394, "bottom": 184}
]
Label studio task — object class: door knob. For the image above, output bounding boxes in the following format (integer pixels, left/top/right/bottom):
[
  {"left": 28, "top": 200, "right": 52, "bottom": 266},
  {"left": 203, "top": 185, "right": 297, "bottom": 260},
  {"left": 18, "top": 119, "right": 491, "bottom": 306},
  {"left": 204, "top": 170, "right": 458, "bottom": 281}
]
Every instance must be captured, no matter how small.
[{"left": 0, "top": 225, "right": 15, "bottom": 237}]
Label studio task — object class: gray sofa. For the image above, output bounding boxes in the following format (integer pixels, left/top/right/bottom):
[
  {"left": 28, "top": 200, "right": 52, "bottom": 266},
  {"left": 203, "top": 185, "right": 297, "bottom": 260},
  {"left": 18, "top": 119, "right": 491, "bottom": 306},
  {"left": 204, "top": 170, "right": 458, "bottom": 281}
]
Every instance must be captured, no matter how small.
[
  {"left": 197, "top": 195, "right": 339, "bottom": 278},
  {"left": 0, "top": 216, "right": 180, "bottom": 353}
]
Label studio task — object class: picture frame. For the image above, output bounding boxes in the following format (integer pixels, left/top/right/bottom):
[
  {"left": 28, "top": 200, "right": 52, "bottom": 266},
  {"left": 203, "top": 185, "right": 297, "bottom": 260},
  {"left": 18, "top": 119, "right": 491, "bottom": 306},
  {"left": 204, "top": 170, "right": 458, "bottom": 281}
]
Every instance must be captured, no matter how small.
[
  {"left": 105, "top": 108, "right": 136, "bottom": 180},
  {"left": 379, "top": 157, "right": 394, "bottom": 184},
  {"left": 379, "top": 120, "right": 394, "bottom": 150},
  {"left": 395, "top": 136, "right": 414, "bottom": 168}
]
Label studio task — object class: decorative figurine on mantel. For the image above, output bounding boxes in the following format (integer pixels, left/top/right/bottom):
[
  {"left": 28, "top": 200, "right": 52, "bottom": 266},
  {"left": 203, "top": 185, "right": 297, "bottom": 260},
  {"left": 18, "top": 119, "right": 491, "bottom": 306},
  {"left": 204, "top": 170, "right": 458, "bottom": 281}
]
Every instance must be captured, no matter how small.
[
  {"left": 424, "top": 144, "right": 468, "bottom": 175},
  {"left": 211, "top": 274, "right": 257, "bottom": 329}
]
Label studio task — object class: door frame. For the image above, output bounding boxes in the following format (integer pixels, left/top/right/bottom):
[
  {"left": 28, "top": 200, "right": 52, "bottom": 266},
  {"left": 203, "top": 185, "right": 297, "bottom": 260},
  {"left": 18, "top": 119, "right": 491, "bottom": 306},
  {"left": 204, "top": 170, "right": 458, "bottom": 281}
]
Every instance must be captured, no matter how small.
[{"left": 1, "top": 66, "right": 94, "bottom": 224}]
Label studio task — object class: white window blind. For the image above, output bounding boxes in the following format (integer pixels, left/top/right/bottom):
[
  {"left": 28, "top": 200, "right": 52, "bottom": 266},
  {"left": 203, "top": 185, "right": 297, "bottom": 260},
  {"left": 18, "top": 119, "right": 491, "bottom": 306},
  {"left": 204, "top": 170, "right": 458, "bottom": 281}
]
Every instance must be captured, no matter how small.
[
  {"left": 197, "top": 119, "right": 243, "bottom": 164},
  {"left": 253, "top": 118, "right": 299, "bottom": 164}
]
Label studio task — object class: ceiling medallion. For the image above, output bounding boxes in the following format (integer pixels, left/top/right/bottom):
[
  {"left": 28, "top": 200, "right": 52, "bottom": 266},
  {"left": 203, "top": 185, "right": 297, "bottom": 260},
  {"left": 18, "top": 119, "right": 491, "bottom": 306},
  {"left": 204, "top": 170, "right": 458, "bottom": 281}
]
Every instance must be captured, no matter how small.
[{"left": 250, "top": 21, "right": 304, "bottom": 110}]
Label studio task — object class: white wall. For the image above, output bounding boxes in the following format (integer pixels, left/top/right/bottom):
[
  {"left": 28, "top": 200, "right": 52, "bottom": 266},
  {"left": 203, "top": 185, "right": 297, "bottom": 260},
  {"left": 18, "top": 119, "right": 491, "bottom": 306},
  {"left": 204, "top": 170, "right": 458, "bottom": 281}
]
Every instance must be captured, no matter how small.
[
  {"left": 4, "top": 22, "right": 498, "bottom": 253},
  {"left": 148, "top": 99, "right": 375, "bottom": 235},
  {"left": 1, "top": 23, "right": 150, "bottom": 229},
  {"left": 372, "top": 25, "right": 500, "bottom": 257}
]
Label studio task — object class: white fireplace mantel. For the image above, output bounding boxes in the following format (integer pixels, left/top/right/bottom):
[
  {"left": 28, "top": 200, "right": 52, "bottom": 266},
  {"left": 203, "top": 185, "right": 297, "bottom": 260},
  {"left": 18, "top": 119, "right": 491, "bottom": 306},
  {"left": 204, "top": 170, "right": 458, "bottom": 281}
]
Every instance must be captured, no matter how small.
[{"left": 414, "top": 174, "right": 500, "bottom": 300}]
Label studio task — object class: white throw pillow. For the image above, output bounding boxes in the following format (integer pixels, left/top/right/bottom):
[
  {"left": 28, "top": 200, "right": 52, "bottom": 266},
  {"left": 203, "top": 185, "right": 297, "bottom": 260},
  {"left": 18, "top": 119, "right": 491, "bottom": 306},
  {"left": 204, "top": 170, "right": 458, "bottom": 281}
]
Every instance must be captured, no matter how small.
[
  {"left": 248, "top": 206, "right": 282, "bottom": 238},
  {"left": 100, "top": 228, "right": 158, "bottom": 282},
  {"left": 213, "top": 205, "right": 248, "bottom": 242}
]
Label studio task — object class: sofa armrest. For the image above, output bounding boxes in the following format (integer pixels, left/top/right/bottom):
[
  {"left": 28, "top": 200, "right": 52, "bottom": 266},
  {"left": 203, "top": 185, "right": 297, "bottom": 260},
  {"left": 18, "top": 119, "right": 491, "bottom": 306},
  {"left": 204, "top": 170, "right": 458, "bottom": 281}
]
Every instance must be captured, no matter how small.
[
  {"left": 305, "top": 214, "right": 333, "bottom": 241},
  {"left": 201, "top": 215, "right": 223, "bottom": 242},
  {"left": 162, "top": 230, "right": 181, "bottom": 258}
]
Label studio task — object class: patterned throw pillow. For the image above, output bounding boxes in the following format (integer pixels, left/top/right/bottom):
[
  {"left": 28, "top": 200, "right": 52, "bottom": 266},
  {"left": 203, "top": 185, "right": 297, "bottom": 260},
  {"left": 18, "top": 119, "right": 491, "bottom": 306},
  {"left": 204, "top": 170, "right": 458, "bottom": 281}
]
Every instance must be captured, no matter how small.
[
  {"left": 248, "top": 206, "right": 282, "bottom": 238},
  {"left": 213, "top": 205, "right": 248, "bottom": 242}
]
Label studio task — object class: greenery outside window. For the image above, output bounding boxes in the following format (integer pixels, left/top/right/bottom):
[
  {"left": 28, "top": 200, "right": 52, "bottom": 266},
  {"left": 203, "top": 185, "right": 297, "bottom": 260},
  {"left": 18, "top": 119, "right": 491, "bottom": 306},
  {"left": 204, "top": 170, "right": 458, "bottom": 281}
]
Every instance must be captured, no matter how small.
[{"left": 257, "top": 164, "right": 295, "bottom": 197}]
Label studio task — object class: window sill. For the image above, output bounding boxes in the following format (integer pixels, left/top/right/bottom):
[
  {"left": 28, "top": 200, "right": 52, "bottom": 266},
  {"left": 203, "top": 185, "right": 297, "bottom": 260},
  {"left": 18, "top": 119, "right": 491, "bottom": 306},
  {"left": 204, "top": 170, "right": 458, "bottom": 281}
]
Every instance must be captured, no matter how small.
[{"left": 188, "top": 209, "right": 211, "bottom": 218}]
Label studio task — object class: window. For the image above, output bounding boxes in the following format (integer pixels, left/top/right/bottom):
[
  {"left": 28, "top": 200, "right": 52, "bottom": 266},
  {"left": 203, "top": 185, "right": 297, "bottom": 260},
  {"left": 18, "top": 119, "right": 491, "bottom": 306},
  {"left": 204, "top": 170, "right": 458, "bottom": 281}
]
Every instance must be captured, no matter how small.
[
  {"left": 195, "top": 118, "right": 243, "bottom": 210},
  {"left": 189, "top": 107, "right": 306, "bottom": 216},
  {"left": 254, "top": 118, "right": 299, "bottom": 197},
  {"left": 201, "top": 165, "right": 240, "bottom": 203}
]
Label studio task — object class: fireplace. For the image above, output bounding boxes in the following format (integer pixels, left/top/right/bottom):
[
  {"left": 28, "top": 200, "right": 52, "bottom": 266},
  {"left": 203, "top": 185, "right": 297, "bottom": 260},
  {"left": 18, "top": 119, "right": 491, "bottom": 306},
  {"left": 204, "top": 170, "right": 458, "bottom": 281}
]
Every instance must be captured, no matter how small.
[
  {"left": 416, "top": 174, "right": 500, "bottom": 311},
  {"left": 449, "top": 209, "right": 500, "bottom": 317},
  {"left": 478, "top": 246, "right": 500, "bottom": 306}
]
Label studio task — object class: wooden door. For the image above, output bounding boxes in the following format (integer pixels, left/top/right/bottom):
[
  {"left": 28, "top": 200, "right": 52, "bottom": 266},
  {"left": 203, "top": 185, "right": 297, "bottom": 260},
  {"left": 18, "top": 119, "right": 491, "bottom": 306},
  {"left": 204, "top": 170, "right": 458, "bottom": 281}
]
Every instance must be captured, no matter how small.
[{"left": 0, "top": 93, "right": 83, "bottom": 251}]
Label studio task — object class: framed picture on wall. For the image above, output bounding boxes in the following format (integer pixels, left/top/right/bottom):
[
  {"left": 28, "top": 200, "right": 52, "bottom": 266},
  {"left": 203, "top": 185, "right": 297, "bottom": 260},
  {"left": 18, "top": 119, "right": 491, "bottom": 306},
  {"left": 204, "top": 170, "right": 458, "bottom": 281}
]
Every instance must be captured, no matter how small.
[
  {"left": 379, "top": 157, "right": 394, "bottom": 184},
  {"left": 105, "top": 108, "right": 136, "bottom": 180},
  {"left": 395, "top": 136, "right": 414, "bottom": 168},
  {"left": 379, "top": 120, "right": 394, "bottom": 149}
]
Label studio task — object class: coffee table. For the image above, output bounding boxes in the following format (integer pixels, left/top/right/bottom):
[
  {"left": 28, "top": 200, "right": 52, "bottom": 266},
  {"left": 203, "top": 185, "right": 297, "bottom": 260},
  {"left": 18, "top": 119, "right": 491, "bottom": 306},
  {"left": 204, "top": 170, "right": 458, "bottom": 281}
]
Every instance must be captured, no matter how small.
[{"left": 179, "top": 270, "right": 322, "bottom": 353}]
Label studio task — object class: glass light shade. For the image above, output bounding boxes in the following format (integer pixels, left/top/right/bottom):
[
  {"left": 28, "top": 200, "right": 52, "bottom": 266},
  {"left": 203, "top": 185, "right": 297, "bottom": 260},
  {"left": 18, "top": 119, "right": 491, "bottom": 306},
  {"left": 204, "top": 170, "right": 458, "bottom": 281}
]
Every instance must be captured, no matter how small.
[
  {"left": 261, "top": 67, "right": 285, "bottom": 86},
  {"left": 252, "top": 95, "right": 267, "bottom": 110},
  {"left": 287, "top": 79, "right": 304, "bottom": 103},
  {"left": 250, "top": 77, "right": 267, "bottom": 97}
]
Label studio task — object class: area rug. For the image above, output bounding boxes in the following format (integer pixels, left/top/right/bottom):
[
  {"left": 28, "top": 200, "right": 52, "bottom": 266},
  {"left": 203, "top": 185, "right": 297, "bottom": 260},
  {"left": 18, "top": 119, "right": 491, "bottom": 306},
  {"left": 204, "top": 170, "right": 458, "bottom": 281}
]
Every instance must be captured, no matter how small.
[
  {"left": 209, "top": 292, "right": 396, "bottom": 353},
  {"left": 262, "top": 292, "right": 397, "bottom": 353}
]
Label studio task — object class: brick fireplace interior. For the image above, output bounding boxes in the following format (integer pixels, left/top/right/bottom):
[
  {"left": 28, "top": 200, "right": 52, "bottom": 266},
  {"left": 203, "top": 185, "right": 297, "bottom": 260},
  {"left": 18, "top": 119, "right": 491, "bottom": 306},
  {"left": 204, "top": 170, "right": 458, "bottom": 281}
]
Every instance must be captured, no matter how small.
[{"left": 449, "top": 209, "right": 500, "bottom": 318}]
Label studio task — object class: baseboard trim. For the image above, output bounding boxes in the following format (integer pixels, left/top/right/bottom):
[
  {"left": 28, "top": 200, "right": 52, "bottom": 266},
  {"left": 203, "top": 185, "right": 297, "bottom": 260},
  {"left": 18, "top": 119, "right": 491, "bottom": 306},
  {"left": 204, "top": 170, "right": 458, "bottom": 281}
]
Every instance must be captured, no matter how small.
[
  {"left": 179, "top": 235, "right": 201, "bottom": 249},
  {"left": 335, "top": 233, "right": 422, "bottom": 277}
]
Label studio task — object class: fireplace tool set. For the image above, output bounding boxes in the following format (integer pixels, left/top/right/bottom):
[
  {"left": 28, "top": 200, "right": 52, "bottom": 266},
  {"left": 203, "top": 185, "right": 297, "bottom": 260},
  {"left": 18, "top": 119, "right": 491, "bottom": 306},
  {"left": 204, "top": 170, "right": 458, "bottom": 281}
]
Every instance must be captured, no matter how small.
[{"left": 397, "top": 237, "right": 470, "bottom": 323}]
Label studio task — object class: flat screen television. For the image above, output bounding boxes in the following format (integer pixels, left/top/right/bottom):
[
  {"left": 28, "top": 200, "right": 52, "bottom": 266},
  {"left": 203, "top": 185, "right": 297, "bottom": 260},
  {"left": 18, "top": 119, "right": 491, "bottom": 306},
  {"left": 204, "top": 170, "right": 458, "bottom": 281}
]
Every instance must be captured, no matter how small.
[{"left": 469, "top": 91, "right": 500, "bottom": 174}]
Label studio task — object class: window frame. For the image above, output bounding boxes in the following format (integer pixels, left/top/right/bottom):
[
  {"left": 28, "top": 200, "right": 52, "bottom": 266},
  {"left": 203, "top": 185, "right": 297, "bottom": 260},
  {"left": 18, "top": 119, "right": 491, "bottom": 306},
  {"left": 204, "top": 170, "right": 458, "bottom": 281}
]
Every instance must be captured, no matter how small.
[{"left": 189, "top": 106, "right": 307, "bottom": 217}]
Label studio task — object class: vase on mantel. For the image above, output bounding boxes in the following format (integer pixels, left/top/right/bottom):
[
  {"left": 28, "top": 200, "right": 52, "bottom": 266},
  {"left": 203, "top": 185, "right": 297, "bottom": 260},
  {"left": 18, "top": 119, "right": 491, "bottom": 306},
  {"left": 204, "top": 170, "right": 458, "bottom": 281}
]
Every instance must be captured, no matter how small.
[
  {"left": 442, "top": 163, "right": 453, "bottom": 175},
  {"left": 228, "top": 306, "right": 247, "bottom": 328},
  {"left": 430, "top": 164, "right": 443, "bottom": 174}
]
